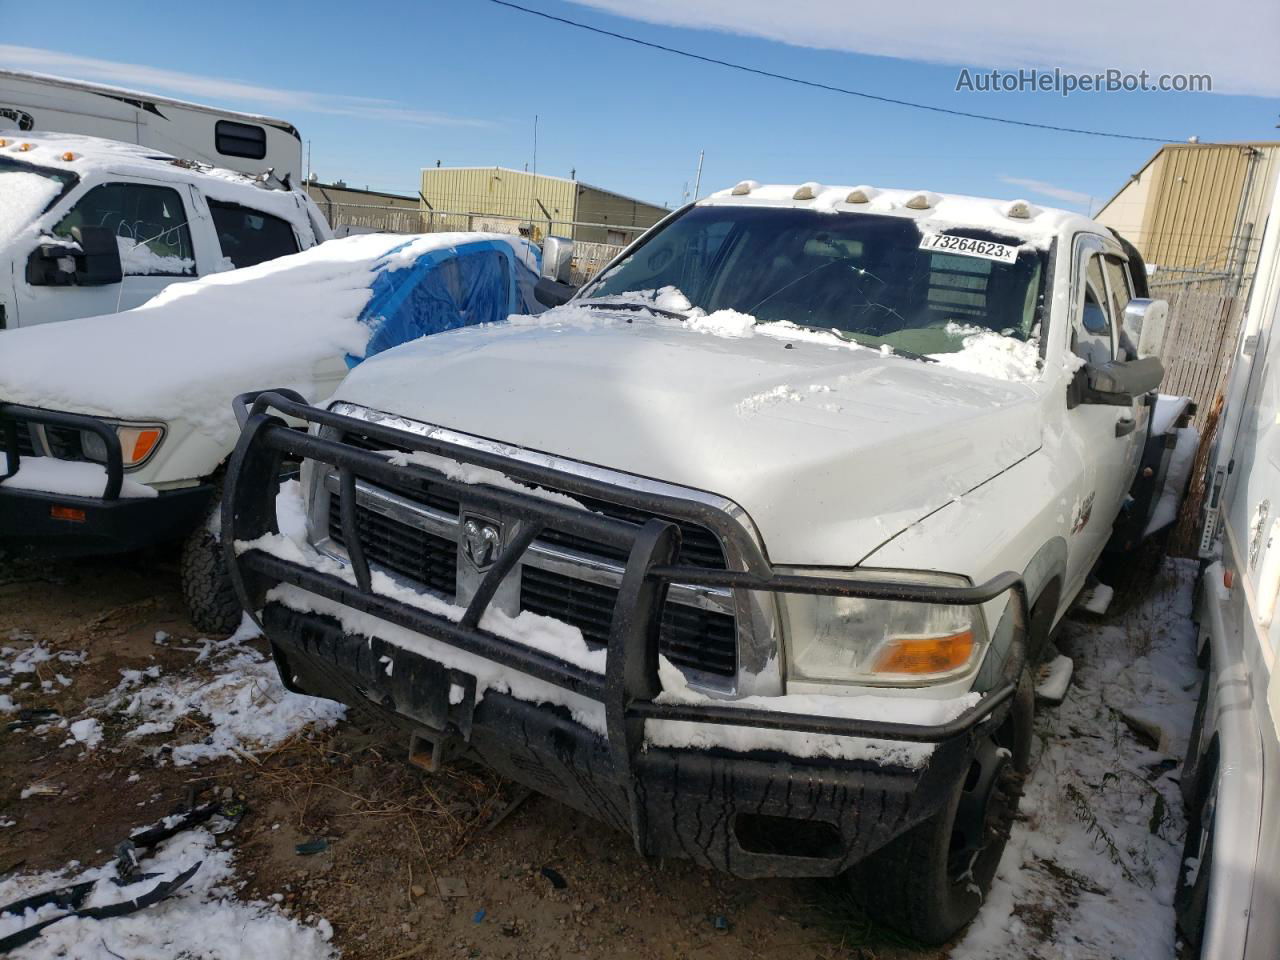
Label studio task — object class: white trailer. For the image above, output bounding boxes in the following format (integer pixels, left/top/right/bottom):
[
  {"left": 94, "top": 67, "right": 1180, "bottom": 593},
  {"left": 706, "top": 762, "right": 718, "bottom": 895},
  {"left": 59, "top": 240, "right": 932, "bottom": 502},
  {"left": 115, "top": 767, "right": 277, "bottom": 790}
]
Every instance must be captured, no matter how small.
[
  {"left": 0, "top": 69, "right": 303, "bottom": 185},
  {"left": 1182, "top": 167, "right": 1280, "bottom": 958}
]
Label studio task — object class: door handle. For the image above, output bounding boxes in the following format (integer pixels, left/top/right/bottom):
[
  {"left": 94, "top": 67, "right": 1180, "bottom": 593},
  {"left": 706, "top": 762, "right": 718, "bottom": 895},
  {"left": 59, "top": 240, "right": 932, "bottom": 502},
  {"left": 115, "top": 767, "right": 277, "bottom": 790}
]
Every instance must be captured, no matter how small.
[{"left": 1115, "top": 414, "right": 1136, "bottom": 438}]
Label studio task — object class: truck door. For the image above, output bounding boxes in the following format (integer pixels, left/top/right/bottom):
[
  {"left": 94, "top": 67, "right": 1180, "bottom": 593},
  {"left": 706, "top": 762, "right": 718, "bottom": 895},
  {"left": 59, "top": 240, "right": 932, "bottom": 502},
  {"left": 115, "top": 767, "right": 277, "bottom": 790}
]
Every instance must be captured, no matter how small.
[
  {"left": 14, "top": 178, "right": 200, "bottom": 326},
  {"left": 1061, "top": 238, "right": 1141, "bottom": 592}
]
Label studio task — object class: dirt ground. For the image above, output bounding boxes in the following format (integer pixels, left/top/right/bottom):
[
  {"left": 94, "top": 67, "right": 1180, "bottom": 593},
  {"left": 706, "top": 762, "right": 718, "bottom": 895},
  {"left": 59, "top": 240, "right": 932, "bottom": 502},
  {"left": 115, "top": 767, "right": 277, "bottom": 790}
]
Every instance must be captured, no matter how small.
[{"left": 0, "top": 553, "right": 935, "bottom": 960}]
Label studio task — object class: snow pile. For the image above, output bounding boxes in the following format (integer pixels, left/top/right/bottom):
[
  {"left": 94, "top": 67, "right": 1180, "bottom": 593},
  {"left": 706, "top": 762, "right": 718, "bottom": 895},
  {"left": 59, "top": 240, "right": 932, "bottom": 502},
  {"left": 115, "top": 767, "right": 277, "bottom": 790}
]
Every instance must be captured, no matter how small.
[
  {"left": 685, "top": 309, "right": 757, "bottom": 338},
  {"left": 1, "top": 457, "right": 158, "bottom": 499},
  {"left": 930, "top": 322, "right": 1042, "bottom": 382},
  {"left": 953, "top": 559, "right": 1201, "bottom": 959},
  {"left": 0, "top": 170, "right": 63, "bottom": 244},
  {"left": 0, "top": 828, "right": 335, "bottom": 959},
  {"left": 646, "top": 656, "right": 977, "bottom": 767},
  {"left": 90, "top": 621, "right": 345, "bottom": 766},
  {"left": 116, "top": 236, "right": 194, "bottom": 276},
  {"left": 63, "top": 717, "right": 103, "bottom": 749},
  {"left": 0, "top": 233, "right": 524, "bottom": 454},
  {"left": 736, "top": 384, "right": 803, "bottom": 414}
]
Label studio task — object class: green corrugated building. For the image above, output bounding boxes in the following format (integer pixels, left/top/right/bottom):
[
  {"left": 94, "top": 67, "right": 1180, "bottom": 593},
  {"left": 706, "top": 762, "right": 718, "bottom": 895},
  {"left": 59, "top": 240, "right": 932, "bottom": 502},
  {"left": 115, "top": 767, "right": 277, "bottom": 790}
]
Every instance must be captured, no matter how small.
[{"left": 419, "top": 166, "right": 668, "bottom": 245}]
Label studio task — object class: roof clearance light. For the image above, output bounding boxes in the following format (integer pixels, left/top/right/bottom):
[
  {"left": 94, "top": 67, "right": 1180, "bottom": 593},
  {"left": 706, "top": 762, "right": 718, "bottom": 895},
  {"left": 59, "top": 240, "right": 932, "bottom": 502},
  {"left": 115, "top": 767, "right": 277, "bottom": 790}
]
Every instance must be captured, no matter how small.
[
  {"left": 904, "top": 192, "right": 934, "bottom": 210},
  {"left": 793, "top": 182, "right": 821, "bottom": 201},
  {"left": 0, "top": 139, "right": 7, "bottom": 148},
  {"left": 1005, "top": 199, "right": 1033, "bottom": 220},
  {"left": 60, "top": 151, "right": 76, "bottom": 162},
  {"left": 845, "top": 188, "right": 872, "bottom": 204},
  {"left": 730, "top": 180, "right": 759, "bottom": 196},
  {"left": 17, "top": 142, "right": 34, "bottom": 152}
]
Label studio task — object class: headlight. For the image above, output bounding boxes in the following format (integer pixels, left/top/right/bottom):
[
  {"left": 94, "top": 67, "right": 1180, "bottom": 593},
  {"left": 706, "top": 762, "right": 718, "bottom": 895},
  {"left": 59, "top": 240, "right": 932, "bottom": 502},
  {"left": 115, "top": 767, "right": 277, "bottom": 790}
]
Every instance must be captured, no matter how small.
[
  {"left": 780, "top": 568, "right": 987, "bottom": 686},
  {"left": 77, "top": 423, "right": 166, "bottom": 469}
]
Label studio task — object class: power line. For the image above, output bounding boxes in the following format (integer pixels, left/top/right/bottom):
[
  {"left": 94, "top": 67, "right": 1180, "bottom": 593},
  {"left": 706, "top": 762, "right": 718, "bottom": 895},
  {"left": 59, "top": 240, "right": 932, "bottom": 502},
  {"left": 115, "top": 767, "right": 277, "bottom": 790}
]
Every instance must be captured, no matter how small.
[{"left": 485, "top": 0, "right": 1185, "bottom": 145}]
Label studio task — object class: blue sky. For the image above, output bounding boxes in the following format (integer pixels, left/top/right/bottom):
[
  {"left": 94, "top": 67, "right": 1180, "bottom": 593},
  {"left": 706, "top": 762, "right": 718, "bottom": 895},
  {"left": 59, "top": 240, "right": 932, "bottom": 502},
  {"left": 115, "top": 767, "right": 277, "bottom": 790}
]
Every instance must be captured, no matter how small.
[{"left": 4, "top": 0, "right": 1277, "bottom": 214}]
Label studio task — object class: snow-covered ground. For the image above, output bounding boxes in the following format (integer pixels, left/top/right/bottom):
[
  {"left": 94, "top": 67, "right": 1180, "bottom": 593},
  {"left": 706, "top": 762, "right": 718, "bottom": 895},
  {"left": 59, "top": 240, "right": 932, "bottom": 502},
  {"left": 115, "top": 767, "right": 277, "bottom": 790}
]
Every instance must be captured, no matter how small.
[
  {"left": 84, "top": 617, "right": 346, "bottom": 766},
  {"left": 0, "top": 825, "right": 336, "bottom": 959},
  {"left": 953, "top": 558, "right": 1200, "bottom": 959}
]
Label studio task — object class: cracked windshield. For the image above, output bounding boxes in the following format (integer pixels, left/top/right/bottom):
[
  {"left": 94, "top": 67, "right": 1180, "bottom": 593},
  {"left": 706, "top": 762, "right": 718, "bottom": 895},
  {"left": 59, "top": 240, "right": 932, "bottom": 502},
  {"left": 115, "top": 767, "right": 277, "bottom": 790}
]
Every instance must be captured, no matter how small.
[{"left": 581, "top": 205, "right": 1045, "bottom": 357}]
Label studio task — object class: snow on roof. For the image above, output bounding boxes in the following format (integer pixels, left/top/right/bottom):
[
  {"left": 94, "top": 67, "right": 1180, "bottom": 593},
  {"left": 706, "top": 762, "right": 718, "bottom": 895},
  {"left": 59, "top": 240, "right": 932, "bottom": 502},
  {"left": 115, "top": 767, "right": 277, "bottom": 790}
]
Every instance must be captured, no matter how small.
[
  {"left": 702, "top": 182, "right": 1104, "bottom": 248},
  {"left": 1, "top": 129, "right": 276, "bottom": 192},
  {"left": 0, "top": 232, "right": 535, "bottom": 449},
  {"left": 0, "top": 129, "right": 322, "bottom": 246}
]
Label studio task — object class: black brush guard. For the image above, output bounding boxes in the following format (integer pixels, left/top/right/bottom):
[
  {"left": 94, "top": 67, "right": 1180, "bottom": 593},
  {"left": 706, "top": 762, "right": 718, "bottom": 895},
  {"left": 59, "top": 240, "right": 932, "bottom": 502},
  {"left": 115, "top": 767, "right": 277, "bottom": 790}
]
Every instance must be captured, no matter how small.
[
  {"left": 1, "top": 402, "right": 123, "bottom": 497},
  {"left": 224, "top": 390, "right": 1031, "bottom": 875}
]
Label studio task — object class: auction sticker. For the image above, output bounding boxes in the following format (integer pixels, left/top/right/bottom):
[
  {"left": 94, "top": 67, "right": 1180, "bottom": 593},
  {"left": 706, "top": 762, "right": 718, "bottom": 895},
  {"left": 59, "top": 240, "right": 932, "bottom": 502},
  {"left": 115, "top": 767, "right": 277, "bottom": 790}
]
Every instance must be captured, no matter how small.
[{"left": 920, "top": 233, "right": 1019, "bottom": 263}]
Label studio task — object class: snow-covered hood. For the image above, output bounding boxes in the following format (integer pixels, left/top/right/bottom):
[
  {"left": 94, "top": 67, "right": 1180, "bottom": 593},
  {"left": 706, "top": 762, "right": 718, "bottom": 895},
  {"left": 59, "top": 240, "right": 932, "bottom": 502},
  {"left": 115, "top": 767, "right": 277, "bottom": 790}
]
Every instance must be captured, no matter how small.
[{"left": 331, "top": 310, "right": 1044, "bottom": 565}]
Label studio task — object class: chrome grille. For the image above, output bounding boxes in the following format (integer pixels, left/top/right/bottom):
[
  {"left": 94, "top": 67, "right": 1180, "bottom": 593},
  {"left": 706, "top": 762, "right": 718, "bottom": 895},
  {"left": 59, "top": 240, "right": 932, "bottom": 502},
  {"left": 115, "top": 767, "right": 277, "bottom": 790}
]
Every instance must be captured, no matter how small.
[{"left": 324, "top": 431, "right": 738, "bottom": 678}]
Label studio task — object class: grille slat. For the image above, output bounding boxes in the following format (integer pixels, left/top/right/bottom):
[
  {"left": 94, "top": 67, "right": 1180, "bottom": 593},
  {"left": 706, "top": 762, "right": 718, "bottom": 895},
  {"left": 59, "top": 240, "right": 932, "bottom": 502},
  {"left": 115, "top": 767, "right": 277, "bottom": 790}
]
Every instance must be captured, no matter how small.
[
  {"left": 520, "top": 566, "right": 737, "bottom": 676},
  {"left": 328, "top": 499, "right": 456, "bottom": 599}
]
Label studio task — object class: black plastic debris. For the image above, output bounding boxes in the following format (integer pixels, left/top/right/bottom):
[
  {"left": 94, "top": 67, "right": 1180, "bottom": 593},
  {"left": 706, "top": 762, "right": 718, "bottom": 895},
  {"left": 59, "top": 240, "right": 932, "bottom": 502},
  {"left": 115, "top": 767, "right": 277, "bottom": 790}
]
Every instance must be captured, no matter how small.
[
  {"left": 294, "top": 839, "right": 329, "bottom": 856},
  {"left": 539, "top": 866, "right": 567, "bottom": 889}
]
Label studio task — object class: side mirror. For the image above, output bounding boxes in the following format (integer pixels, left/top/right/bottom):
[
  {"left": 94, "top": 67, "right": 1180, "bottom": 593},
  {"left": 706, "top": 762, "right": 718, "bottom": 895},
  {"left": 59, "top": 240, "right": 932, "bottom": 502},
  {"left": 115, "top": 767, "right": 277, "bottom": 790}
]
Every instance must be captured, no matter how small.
[
  {"left": 25, "top": 240, "right": 80, "bottom": 286},
  {"left": 541, "top": 236, "right": 574, "bottom": 284},
  {"left": 1122, "top": 298, "right": 1168, "bottom": 359},
  {"left": 71, "top": 225, "right": 123, "bottom": 286},
  {"left": 24, "top": 226, "right": 123, "bottom": 288},
  {"left": 1078, "top": 356, "right": 1164, "bottom": 405}
]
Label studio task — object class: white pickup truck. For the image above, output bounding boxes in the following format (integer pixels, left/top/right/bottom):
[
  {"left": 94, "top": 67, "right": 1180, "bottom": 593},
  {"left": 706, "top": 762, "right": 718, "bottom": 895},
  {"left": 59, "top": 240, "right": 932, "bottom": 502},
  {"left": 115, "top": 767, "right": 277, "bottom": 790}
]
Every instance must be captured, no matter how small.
[
  {"left": 0, "top": 130, "right": 329, "bottom": 329},
  {"left": 222, "top": 182, "right": 1183, "bottom": 941}
]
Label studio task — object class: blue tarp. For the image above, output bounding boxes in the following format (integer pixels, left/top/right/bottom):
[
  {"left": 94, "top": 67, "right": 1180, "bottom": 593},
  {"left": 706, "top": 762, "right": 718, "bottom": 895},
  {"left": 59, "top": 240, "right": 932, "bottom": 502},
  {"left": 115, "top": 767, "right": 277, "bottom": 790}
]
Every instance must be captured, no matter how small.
[{"left": 351, "top": 238, "right": 541, "bottom": 367}]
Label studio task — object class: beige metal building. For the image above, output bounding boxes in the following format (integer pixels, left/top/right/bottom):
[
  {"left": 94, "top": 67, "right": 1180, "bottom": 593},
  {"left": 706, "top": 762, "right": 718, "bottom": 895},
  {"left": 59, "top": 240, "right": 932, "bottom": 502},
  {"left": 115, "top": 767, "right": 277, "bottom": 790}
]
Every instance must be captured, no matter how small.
[
  {"left": 305, "top": 181, "right": 424, "bottom": 235},
  {"left": 419, "top": 167, "right": 668, "bottom": 244},
  {"left": 1094, "top": 142, "right": 1280, "bottom": 284}
]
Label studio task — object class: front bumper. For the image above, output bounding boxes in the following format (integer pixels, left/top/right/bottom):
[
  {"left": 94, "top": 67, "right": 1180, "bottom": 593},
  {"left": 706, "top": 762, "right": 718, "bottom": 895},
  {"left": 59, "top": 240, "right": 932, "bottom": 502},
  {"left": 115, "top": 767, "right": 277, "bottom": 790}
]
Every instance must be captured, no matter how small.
[
  {"left": 0, "top": 483, "right": 214, "bottom": 556},
  {"left": 225, "top": 391, "right": 1031, "bottom": 877},
  {"left": 0, "top": 401, "right": 211, "bottom": 556}
]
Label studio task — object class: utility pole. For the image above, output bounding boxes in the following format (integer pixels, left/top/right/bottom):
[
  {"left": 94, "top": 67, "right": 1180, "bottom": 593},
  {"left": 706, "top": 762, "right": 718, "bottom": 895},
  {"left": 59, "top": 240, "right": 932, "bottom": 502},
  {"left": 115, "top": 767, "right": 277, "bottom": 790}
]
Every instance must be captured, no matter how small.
[{"left": 692, "top": 150, "right": 705, "bottom": 201}]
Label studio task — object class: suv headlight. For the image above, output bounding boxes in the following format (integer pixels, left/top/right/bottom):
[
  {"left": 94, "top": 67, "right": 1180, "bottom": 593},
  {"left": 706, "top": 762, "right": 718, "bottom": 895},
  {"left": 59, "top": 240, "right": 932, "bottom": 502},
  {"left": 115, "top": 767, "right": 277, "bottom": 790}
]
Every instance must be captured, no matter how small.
[
  {"left": 72, "top": 422, "right": 165, "bottom": 470},
  {"left": 779, "top": 568, "right": 987, "bottom": 686}
]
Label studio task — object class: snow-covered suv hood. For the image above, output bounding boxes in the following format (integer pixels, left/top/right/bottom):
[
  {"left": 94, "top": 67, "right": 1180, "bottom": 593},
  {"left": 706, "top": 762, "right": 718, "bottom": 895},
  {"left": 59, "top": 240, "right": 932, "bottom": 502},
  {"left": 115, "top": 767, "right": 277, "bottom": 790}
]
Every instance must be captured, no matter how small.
[{"left": 331, "top": 312, "right": 1043, "bottom": 566}]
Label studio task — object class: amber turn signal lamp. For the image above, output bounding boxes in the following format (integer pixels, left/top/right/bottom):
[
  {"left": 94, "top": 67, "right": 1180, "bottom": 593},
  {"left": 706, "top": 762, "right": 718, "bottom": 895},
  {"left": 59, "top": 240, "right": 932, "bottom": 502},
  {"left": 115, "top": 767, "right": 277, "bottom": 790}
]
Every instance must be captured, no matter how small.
[
  {"left": 50, "top": 505, "right": 87, "bottom": 523},
  {"left": 872, "top": 631, "right": 975, "bottom": 675}
]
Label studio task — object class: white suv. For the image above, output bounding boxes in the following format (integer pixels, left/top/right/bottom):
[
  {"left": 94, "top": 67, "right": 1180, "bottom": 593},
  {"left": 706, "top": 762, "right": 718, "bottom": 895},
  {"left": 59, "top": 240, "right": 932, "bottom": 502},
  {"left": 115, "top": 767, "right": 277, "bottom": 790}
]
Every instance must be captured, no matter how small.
[{"left": 222, "top": 182, "right": 1183, "bottom": 942}]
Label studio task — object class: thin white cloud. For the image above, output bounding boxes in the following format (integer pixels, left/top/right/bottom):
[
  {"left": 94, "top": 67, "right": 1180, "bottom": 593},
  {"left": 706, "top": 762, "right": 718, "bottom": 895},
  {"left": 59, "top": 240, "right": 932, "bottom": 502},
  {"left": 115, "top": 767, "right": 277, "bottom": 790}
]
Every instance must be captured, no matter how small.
[
  {"left": 0, "top": 46, "right": 491, "bottom": 128},
  {"left": 999, "top": 176, "right": 1093, "bottom": 211},
  {"left": 568, "top": 0, "right": 1276, "bottom": 98}
]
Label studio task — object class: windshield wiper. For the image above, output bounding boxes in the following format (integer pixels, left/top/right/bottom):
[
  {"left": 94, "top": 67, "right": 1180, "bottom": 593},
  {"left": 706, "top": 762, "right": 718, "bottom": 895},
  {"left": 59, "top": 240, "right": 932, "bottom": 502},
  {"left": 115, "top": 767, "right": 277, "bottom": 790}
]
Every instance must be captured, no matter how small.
[
  {"left": 580, "top": 298, "right": 690, "bottom": 320},
  {"left": 824, "top": 328, "right": 938, "bottom": 363}
]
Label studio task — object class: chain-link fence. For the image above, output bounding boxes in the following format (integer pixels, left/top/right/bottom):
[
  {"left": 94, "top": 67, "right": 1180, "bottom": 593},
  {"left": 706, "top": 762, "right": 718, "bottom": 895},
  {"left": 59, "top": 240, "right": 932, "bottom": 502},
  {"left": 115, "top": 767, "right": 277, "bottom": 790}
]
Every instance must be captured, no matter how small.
[{"left": 319, "top": 201, "right": 627, "bottom": 283}]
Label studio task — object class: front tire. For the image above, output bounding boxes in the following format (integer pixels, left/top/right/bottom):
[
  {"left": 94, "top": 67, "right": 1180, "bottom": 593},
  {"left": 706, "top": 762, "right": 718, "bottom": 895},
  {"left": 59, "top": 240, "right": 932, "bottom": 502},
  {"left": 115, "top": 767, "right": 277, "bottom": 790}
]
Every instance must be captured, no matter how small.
[
  {"left": 179, "top": 493, "right": 242, "bottom": 635},
  {"left": 854, "top": 670, "right": 1033, "bottom": 944}
]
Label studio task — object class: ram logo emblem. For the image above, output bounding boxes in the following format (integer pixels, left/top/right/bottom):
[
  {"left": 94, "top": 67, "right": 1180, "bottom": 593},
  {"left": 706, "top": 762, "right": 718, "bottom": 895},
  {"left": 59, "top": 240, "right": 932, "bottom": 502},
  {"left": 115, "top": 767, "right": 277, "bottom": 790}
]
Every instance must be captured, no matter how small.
[{"left": 462, "top": 517, "right": 502, "bottom": 570}]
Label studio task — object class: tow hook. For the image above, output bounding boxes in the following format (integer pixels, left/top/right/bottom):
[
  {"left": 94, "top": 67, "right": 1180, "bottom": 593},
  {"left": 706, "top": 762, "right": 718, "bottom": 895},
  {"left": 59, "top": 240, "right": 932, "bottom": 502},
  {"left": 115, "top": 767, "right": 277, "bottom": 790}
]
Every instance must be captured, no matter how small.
[{"left": 407, "top": 728, "right": 457, "bottom": 773}]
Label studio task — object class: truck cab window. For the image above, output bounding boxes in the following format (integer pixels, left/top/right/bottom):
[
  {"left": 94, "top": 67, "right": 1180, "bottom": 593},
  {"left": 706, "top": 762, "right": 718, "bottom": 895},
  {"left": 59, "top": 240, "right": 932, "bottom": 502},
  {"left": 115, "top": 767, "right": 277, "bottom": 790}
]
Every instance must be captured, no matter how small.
[
  {"left": 1104, "top": 256, "right": 1136, "bottom": 358},
  {"left": 1074, "top": 255, "right": 1114, "bottom": 366},
  {"left": 208, "top": 200, "right": 300, "bottom": 269},
  {"left": 53, "top": 182, "right": 195, "bottom": 277}
]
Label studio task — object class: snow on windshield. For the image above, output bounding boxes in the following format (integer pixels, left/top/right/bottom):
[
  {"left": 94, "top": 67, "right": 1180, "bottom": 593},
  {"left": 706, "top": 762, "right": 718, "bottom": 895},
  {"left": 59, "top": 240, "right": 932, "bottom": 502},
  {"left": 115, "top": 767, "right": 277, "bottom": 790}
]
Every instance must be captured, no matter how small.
[
  {"left": 928, "top": 322, "right": 1042, "bottom": 382},
  {"left": 0, "top": 170, "right": 64, "bottom": 244}
]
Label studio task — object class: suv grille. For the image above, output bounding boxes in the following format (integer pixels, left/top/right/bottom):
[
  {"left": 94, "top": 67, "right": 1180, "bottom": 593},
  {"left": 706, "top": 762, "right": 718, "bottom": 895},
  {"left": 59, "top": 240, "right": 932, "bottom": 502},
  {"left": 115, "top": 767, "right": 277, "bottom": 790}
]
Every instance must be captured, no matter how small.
[{"left": 328, "top": 430, "right": 738, "bottom": 678}]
